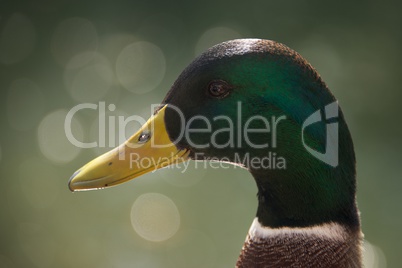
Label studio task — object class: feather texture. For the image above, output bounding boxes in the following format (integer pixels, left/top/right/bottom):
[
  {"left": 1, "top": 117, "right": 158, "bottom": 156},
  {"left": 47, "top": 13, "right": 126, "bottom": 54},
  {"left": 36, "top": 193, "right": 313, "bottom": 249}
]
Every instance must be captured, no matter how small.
[{"left": 236, "top": 218, "right": 363, "bottom": 268}]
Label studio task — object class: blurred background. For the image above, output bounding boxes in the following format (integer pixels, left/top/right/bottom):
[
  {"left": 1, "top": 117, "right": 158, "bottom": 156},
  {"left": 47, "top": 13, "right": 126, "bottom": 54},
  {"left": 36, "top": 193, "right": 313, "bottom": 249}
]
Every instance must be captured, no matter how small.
[{"left": 0, "top": 0, "right": 400, "bottom": 267}]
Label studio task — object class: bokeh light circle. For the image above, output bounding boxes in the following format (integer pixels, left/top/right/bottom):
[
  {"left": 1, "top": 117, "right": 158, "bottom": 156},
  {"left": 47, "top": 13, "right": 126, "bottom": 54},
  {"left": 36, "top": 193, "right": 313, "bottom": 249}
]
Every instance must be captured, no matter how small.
[
  {"left": 51, "top": 17, "right": 98, "bottom": 67},
  {"left": 363, "top": 240, "right": 387, "bottom": 268},
  {"left": 37, "top": 109, "right": 83, "bottom": 163},
  {"left": 116, "top": 41, "right": 166, "bottom": 94},
  {"left": 131, "top": 193, "right": 180, "bottom": 242},
  {"left": 195, "top": 26, "right": 242, "bottom": 56},
  {"left": 0, "top": 13, "right": 36, "bottom": 64},
  {"left": 7, "top": 78, "right": 45, "bottom": 131}
]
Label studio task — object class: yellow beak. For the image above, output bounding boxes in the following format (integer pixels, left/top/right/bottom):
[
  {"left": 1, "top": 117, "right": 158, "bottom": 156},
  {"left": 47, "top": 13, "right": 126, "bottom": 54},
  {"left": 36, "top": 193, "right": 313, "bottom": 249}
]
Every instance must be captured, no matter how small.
[{"left": 68, "top": 105, "right": 190, "bottom": 192}]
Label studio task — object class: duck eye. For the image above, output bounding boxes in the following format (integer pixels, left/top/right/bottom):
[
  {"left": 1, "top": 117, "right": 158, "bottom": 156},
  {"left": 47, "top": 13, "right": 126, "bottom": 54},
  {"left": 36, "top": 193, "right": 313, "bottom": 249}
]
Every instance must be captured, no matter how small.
[
  {"left": 138, "top": 131, "right": 151, "bottom": 143},
  {"left": 208, "top": 80, "right": 231, "bottom": 98}
]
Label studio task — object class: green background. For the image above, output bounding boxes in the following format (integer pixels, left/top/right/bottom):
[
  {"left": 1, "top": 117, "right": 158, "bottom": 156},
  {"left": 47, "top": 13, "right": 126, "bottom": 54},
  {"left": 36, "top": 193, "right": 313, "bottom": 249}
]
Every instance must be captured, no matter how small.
[{"left": 1, "top": 0, "right": 400, "bottom": 267}]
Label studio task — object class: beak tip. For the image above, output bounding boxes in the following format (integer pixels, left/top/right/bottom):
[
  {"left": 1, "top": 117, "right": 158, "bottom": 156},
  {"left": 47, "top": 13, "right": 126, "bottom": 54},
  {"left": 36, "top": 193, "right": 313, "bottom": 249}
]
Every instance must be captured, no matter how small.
[{"left": 68, "top": 169, "right": 81, "bottom": 192}]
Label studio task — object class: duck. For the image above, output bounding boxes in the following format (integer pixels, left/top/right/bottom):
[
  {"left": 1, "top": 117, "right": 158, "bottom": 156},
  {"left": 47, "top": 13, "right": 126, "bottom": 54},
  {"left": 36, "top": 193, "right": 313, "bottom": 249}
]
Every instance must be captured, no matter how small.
[{"left": 68, "top": 39, "right": 363, "bottom": 268}]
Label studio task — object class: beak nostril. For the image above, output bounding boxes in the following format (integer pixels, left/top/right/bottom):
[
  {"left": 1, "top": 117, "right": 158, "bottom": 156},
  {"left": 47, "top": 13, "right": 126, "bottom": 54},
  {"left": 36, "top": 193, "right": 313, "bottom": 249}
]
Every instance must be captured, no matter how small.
[{"left": 138, "top": 131, "right": 151, "bottom": 143}]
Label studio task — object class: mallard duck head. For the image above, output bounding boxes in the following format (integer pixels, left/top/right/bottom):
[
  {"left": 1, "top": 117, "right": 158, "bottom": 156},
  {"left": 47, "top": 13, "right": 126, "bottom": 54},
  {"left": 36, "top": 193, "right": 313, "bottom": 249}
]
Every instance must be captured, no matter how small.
[{"left": 69, "top": 39, "right": 358, "bottom": 229}]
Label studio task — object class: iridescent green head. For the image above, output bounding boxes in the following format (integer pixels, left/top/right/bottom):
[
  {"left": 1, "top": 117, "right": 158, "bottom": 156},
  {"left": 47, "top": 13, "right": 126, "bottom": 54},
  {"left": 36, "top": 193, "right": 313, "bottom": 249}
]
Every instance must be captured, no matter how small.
[{"left": 162, "top": 39, "right": 358, "bottom": 228}]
